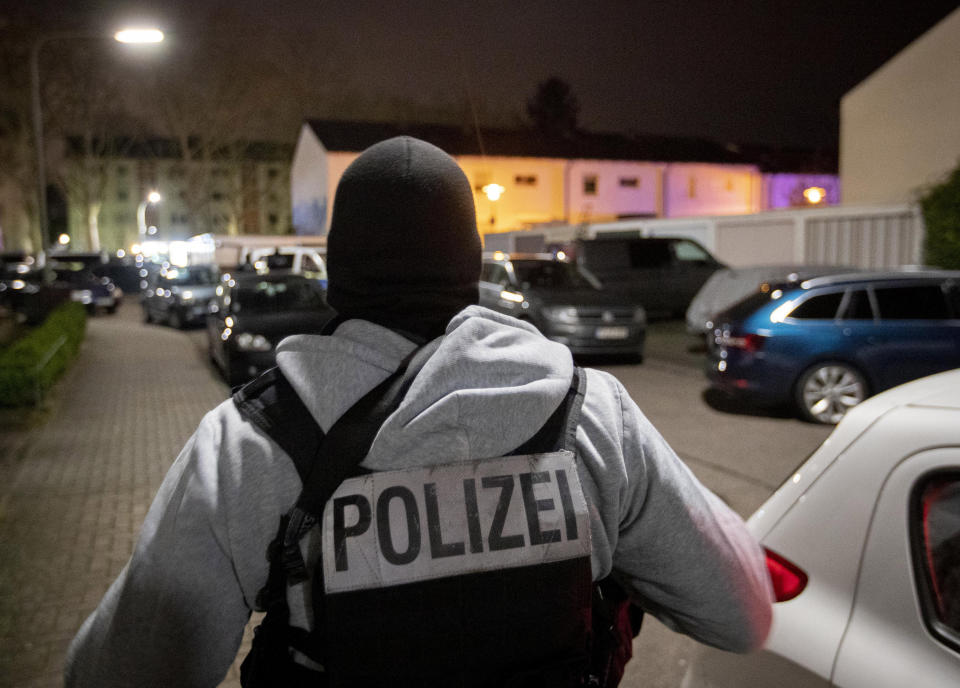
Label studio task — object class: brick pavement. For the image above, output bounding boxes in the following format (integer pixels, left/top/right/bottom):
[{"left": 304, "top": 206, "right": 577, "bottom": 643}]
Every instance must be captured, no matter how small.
[{"left": 0, "top": 299, "right": 255, "bottom": 687}]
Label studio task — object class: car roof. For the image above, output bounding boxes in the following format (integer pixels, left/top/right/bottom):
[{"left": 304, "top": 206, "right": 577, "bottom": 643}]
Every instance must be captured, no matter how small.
[
  {"left": 482, "top": 251, "right": 558, "bottom": 262},
  {"left": 229, "top": 270, "right": 310, "bottom": 284},
  {"left": 796, "top": 267, "right": 960, "bottom": 290}
]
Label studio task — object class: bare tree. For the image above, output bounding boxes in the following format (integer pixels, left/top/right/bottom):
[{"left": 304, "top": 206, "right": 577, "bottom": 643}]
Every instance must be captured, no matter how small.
[
  {"left": 42, "top": 41, "right": 148, "bottom": 251},
  {"left": 0, "top": 30, "right": 39, "bottom": 251}
]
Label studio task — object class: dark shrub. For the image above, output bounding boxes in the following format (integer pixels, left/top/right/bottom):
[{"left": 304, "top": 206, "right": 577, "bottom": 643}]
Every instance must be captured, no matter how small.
[{"left": 0, "top": 302, "right": 87, "bottom": 406}]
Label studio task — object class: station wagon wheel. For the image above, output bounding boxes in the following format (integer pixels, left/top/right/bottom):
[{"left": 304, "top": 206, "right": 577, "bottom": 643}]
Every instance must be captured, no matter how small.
[{"left": 795, "top": 362, "right": 868, "bottom": 424}]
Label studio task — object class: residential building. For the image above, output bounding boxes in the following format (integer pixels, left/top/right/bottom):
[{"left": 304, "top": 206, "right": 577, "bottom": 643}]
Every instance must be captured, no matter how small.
[
  {"left": 292, "top": 119, "right": 839, "bottom": 240},
  {"left": 60, "top": 137, "right": 293, "bottom": 253},
  {"left": 841, "top": 6, "right": 960, "bottom": 204}
]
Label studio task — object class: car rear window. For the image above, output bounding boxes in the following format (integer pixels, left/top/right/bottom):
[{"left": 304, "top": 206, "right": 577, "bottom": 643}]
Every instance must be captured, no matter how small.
[
  {"left": 627, "top": 240, "right": 672, "bottom": 269},
  {"left": 511, "top": 260, "right": 596, "bottom": 289},
  {"left": 717, "top": 289, "right": 776, "bottom": 321},
  {"left": 912, "top": 473, "right": 960, "bottom": 650},
  {"left": 874, "top": 284, "right": 950, "bottom": 320},
  {"left": 164, "top": 266, "right": 219, "bottom": 285},
  {"left": 840, "top": 289, "right": 874, "bottom": 320},
  {"left": 235, "top": 279, "right": 325, "bottom": 312},
  {"left": 789, "top": 291, "right": 844, "bottom": 319}
]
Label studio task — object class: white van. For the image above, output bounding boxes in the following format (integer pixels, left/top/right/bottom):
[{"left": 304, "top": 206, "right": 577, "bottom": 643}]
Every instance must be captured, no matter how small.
[{"left": 241, "top": 246, "right": 328, "bottom": 288}]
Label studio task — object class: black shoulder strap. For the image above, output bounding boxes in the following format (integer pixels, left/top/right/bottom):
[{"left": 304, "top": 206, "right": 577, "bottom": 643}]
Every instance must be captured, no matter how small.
[
  {"left": 508, "top": 366, "right": 587, "bottom": 456},
  {"left": 233, "top": 368, "right": 324, "bottom": 482},
  {"left": 234, "top": 339, "right": 441, "bottom": 584}
]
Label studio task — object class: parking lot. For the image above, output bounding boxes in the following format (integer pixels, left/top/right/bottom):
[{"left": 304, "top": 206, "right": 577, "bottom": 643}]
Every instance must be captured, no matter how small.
[{"left": 1, "top": 299, "right": 833, "bottom": 687}]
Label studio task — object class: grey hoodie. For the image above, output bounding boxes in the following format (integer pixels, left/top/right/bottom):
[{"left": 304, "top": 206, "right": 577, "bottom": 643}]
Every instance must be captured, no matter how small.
[{"left": 65, "top": 305, "right": 772, "bottom": 687}]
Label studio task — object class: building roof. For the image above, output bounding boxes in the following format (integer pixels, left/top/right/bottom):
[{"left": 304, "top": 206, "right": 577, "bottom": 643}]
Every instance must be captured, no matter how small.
[{"left": 305, "top": 119, "right": 838, "bottom": 173}]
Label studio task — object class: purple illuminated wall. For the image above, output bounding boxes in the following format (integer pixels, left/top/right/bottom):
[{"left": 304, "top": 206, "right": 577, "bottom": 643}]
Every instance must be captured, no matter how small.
[{"left": 764, "top": 173, "right": 840, "bottom": 209}]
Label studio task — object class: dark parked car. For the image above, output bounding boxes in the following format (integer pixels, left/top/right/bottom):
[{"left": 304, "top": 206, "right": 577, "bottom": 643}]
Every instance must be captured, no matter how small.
[
  {"left": 207, "top": 271, "right": 334, "bottom": 385},
  {"left": 92, "top": 257, "right": 144, "bottom": 294},
  {"left": 51, "top": 262, "right": 121, "bottom": 314},
  {"left": 707, "top": 269, "right": 960, "bottom": 423},
  {"left": 575, "top": 235, "right": 724, "bottom": 319},
  {"left": 479, "top": 252, "right": 646, "bottom": 359},
  {"left": 141, "top": 264, "right": 220, "bottom": 328}
]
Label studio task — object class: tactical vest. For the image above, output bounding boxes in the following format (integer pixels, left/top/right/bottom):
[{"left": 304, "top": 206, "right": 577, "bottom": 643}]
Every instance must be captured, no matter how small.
[{"left": 233, "top": 343, "right": 638, "bottom": 687}]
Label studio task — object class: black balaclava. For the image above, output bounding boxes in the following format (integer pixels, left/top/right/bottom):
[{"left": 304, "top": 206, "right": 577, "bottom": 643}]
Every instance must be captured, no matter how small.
[{"left": 326, "top": 136, "right": 481, "bottom": 341}]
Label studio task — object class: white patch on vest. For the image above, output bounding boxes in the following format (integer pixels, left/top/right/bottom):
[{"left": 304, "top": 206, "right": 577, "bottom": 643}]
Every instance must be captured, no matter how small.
[{"left": 321, "top": 451, "right": 590, "bottom": 593}]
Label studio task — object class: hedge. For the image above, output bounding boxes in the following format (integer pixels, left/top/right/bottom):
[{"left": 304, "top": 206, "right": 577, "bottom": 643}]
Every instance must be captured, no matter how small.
[
  {"left": 920, "top": 160, "right": 960, "bottom": 270},
  {"left": 0, "top": 302, "right": 87, "bottom": 406}
]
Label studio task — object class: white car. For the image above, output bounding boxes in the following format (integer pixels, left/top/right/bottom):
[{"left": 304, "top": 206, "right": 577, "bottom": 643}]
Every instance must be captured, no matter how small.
[
  {"left": 683, "top": 368, "right": 960, "bottom": 687},
  {"left": 243, "top": 246, "right": 328, "bottom": 287}
]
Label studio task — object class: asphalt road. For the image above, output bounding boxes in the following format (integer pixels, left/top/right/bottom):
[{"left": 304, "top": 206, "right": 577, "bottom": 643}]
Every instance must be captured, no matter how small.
[{"left": 187, "top": 317, "right": 834, "bottom": 687}]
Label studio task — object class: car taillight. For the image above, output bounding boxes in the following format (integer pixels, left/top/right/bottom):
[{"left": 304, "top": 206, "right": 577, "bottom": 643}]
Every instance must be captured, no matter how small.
[
  {"left": 720, "top": 332, "right": 766, "bottom": 352},
  {"left": 764, "top": 547, "right": 808, "bottom": 602}
]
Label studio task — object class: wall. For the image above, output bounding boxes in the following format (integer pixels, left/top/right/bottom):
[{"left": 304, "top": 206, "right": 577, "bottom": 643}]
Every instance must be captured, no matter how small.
[
  {"left": 291, "top": 124, "right": 330, "bottom": 236},
  {"left": 763, "top": 173, "right": 841, "bottom": 209},
  {"left": 662, "top": 163, "right": 762, "bottom": 218},
  {"left": 489, "top": 204, "right": 924, "bottom": 269},
  {"left": 564, "top": 160, "right": 661, "bottom": 223},
  {"left": 457, "top": 155, "right": 566, "bottom": 234},
  {"left": 840, "top": 7, "right": 960, "bottom": 204}
]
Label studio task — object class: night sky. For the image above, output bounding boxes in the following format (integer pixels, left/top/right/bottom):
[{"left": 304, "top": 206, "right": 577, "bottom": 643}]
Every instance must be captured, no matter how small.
[{"left": 6, "top": 0, "right": 959, "bottom": 150}]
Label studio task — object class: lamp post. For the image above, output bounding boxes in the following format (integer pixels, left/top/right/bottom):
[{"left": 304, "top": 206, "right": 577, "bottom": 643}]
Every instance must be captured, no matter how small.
[
  {"left": 137, "top": 190, "right": 162, "bottom": 247},
  {"left": 30, "top": 26, "right": 164, "bottom": 275},
  {"left": 482, "top": 183, "right": 504, "bottom": 233}
]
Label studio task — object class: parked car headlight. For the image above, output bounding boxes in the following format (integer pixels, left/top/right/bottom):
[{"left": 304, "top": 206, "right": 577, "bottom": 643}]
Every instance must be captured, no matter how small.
[
  {"left": 235, "top": 333, "right": 272, "bottom": 351},
  {"left": 541, "top": 306, "right": 579, "bottom": 323},
  {"left": 70, "top": 289, "right": 93, "bottom": 304},
  {"left": 633, "top": 307, "right": 647, "bottom": 324},
  {"left": 181, "top": 290, "right": 193, "bottom": 301}
]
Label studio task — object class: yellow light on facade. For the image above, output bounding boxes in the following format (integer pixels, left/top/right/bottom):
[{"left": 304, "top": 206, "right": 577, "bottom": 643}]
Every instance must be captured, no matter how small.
[
  {"left": 492, "top": 251, "right": 505, "bottom": 261},
  {"left": 803, "top": 187, "right": 826, "bottom": 204},
  {"left": 482, "top": 183, "right": 505, "bottom": 201},
  {"left": 114, "top": 28, "right": 165, "bottom": 44},
  {"left": 500, "top": 290, "right": 525, "bottom": 303},
  {"left": 57, "top": 233, "right": 70, "bottom": 245},
  {"left": 147, "top": 190, "right": 162, "bottom": 203}
]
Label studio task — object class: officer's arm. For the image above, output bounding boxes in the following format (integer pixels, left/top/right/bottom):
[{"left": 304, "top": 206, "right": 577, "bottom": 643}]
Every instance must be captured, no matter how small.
[
  {"left": 607, "top": 381, "right": 773, "bottom": 653},
  {"left": 64, "top": 413, "right": 251, "bottom": 688}
]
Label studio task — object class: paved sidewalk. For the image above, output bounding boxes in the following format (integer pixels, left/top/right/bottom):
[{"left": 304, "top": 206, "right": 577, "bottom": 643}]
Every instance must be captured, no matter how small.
[{"left": 0, "top": 300, "right": 251, "bottom": 687}]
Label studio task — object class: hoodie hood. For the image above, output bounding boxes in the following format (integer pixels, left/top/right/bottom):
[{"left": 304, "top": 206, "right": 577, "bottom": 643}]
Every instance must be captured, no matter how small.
[{"left": 275, "top": 305, "right": 574, "bottom": 469}]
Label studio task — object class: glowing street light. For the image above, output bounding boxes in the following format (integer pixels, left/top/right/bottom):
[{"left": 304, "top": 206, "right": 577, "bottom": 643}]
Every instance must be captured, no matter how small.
[
  {"left": 138, "top": 191, "right": 162, "bottom": 245},
  {"left": 114, "top": 28, "right": 165, "bottom": 44},
  {"left": 803, "top": 186, "right": 826, "bottom": 204},
  {"left": 482, "top": 183, "right": 505, "bottom": 201}
]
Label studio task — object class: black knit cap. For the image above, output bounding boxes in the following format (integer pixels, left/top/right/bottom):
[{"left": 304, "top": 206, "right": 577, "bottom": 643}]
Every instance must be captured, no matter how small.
[{"left": 326, "top": 136, "right": 481, "bottom": 340}]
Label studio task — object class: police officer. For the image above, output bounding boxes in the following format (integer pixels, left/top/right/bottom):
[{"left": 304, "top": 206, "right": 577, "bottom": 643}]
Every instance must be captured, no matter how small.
[{"left": 66, "top": 136, "right": 772, "bottom": 687}]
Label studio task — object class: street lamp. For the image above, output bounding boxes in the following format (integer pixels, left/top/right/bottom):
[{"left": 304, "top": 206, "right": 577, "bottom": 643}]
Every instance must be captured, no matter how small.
[
  {"left": 30, "top": 26, "right": 164, "bottom": 274},
  {"left": 138, "top": 190, "right": 162, "bottom": 245},
  {"left": 482, "top": 183, "right": 504, "bottom": 231}
]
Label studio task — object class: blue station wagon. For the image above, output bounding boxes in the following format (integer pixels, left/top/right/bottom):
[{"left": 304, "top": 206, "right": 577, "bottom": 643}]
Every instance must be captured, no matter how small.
[{"left": 707, "top": 270, "right": 960, "bottom": 423}]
